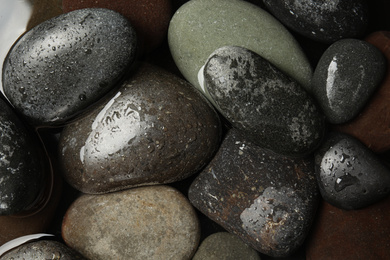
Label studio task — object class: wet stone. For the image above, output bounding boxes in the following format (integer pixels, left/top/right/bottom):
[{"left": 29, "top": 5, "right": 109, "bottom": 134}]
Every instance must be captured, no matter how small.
[
  {"left": 314, "top": 132, "right": 390, "bottom": 210},
  {"left": 62, "top": 185, "right": 200, "bottom": 260},
  {"left": 311, "top": 38, "right": 386, "bottom": 124},
  {"left": 262, "top": 0, "right": 369, "bottom": 43},
  {"left": 203, "top": 46, "right": 325, "bottom": 157},
  {"left": 59, "top": 63, "right": 221, "bottom": 194},
  {"left": 188, "top": 129, "right": 319, "bottom": 258},
  {"left": 2, "top": 8, "right": 137, "bottom": 126}
]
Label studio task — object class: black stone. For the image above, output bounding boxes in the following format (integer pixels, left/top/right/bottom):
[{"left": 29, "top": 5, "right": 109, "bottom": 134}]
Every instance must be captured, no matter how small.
[
  {"left": 314, "top": 132, "right": 390, "bottom": 210},
  {"left": 2, "top": 8, "right": 137, "bottom": 126},
  {"left": 203, "top": 46, "right": 325, "bottom": 157}
]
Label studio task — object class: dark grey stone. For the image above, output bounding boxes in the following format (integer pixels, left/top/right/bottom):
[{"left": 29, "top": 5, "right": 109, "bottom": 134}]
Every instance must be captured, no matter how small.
[{"left": 2, "top": 8, "right": 137, "bottom": 126}]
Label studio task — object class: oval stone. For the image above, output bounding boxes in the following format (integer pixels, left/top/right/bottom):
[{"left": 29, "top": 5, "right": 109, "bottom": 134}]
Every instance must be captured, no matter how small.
[
  {"left": 314, "top": 132, "right": 390, "bottom": 210},
  {"left": 168, "top": 0, "right": 313, "bottom": 96},
  {"left": 62, "top": 185, "right": 200, "bottom": 260},
  {"left": 2, "top": 8, "right": 137, "bottom": 126},
  {"left": 59, "top": 63, "right": 221, "bottom": 194},
  {"left": 203, "top": 46, "right": 325, "bottom": 157},
  {"left": 311, "top": 39, "right": 386, "bottom": 124},
  {"left": 262, "top": 0, "right": 369, "bottom": 43}
]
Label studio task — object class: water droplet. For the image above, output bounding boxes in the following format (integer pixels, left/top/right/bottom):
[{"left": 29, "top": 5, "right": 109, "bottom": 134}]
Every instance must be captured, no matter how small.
[
  {"left": 79, "top": 94, "right": 87, "bottom": 101},
  {"left": 328, "top": 163, "right": 334, "bottom": 171},
  {"left": 52, "top": 46, "right": 56, "bottom": 51},
  {"left": 334, "top": 174, "right": 359, "bottom": 192},
  {"left": 85, "top": 49, "right": 92, "bottom": 54},
  {"left": 340, "top": 155, "right": 345, "bottom": 163}
]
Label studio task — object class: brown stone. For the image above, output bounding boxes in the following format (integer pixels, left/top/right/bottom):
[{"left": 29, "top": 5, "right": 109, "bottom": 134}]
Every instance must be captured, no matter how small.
[{"left": 27, "top": 0, "right": 63, "bottom": 31}]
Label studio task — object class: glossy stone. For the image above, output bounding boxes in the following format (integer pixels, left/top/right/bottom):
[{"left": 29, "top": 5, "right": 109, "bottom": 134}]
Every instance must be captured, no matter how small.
[
  {"left": 3, "top": 8, "right": 137, "bottom": 126},
  {"left": 314, "top": 132, "right": 390, "bottom": 210},
  {"left": 262, "top": 0, "right": 369, "bottom": 43},
  {"left": 311, "top": 39, "right": 386, "bottom": 124},
  {"left": 62, "top": 185, "right": 200, "bottom": 260},
  {"left": 168, "top": 0, "right": 313, "bottom": 98},
  {"left": 334, "top": 31, "right": 390, "bottom": 153},
  {"left": 203, "top": 46, "right": 325, "bottom": 157},
  {"left": 189, "top": 129, "right": 319, "bottom": 258},
  {"left": 62, "top": 0, "right": 172, "bottom": 53},
  {"left": 59, "top": 63, "right": 221, "bottom": 194}
]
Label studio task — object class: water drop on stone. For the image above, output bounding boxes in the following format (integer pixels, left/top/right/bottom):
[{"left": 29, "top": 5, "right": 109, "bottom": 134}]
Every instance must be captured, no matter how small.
[{"left": 79, "top": 94, "right": 87, "bottom": 101}]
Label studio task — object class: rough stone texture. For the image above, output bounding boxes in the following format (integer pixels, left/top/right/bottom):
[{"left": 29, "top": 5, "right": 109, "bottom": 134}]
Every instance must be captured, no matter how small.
[
  {"left": 315, "top": 132, "right": 390, "bottom": 210},
  {"left": 193, "top": 232, "right": 261, "bottom": 260},
  {"left": 334, "top": 31, "right": 390, "bottom": 153},
  {"left": 203, "top": 46, "right": 325, "bottom": 157},
  {"left": 26, "top": 0, "right": 63, "bottom": 30},
  {"left": 0, "top": 240, "right": 86, "bottom": 259},
  {"left": 59, "top": 63, "right": 221, "bottom": 194},
  {"left": 62, "top": 0, "right": 172, "bottom": 53},
  {"left": 168, "top": 0, "right": 313, "bottom": 97},
  {"left": 306, "top": 197, "right": 390, "bottom": 260},
  {"left": 311, "top": 38, "right": 386, "bottom": 124},
  {"left": 262, "top": 0, "right": 369, "bottom": 43},
  {"left": 189, "top": 129, "right": 319, "bottom": 258},
  {"left": 2, "top": 8, "right": 137, "bottom": 126},
  {"left": 62, "top": 185, "right": 200, "bottom": 260}
]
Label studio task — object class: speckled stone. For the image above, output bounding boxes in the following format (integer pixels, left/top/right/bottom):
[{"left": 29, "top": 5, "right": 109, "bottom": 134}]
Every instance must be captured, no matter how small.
[
  {"left": 168, "top": 0, "right": 313, "bottom": 98},
  {"left": 59, "top": 63, "right": 221, "bottom": 194},
  {"left": 0, "top": 240, "right": 86, "bottom": 259},
  {"left": 203, "top": 46, "right": 325, "bottom": 157},
  {"left": 62, "top": 0, "right": 172, "bottom": 53},
  {"left": 26, "top": 0, "right": 63, "bottom": 30},
  {"left": 262, "top": 0, "right": 369, "bottom": 43},
  {"left": 3, "top": 8, "right": 137, "bottom": 126},
  {"left": 62, "top": 185, "right": 200, "bottom": 260},
  {"left": 189, "top": 129, "right": 319, "bottom": 258},
  {"left": 193, "top": 232, "right": 261, "bottom": 260},
  {"left": 315, "top": 132, "right": 390, "bottom": 210},
  {"left": 311, "top": 39, "right": 386, "bottom": 124}
]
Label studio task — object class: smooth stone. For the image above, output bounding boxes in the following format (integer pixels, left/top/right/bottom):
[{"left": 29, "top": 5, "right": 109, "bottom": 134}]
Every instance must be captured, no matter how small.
[
  {"left": 62, "top": 185, "right": 200, "bottom": 260},
  {"left": 311, "top": 38, "right": 386, "bottom": 124},
  {"left": 314, "top": 132, "right": 390, "bottom": 210},
  {"left": 0, "top": 240, "right": 86, "bottom": 259},
  {"left": 306, "top": 198, "right": 390, "bottom": 260},
  {"left": 168, "top": 0, "right": 313, "bottom": 97},
  {"left": 334, "top": 31, "right": 390, "bottom": 153},
  {"left": 62, "top": 0, "right": 172, "bottom": 53},
  {"left": 189, "top": 129, "right": 319, "bottom": 258},
  {"left": 193, "top": 232, "right": 261, "bottom": 260},
  {"left": 2, "top": 8, "right": 137, "bottom": 126},
  {"left": 26, "top": 0, "right": 63, "bottom": 30},
  {"left": 262, "top": 0, "right": 369, "bottom": 43},
  {"left": 203, "top": 46, "right": 325, "bottom": 157},
  {"left": 59, "top": 63, "right": 221, "bottom": 194}
]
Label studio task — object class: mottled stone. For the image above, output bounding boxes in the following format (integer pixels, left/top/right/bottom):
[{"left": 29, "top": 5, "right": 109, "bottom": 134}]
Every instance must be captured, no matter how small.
[
  {"left": 315, "top": 132, "right": 390, "bottom": 210},
  {"left": 62, "top": 185, "right": 200, "bottom": 260},
  {"left": 189, "top": 129, "right": 319, "bottom": 258},
  {"left": 168, "top": 0, "right": 313, "bottom": 99},
  {"left": 3, "top": 8, "right": 137, "bottom": 126},
  {"left": 334, "top": 31, "right": 390, "bottom": 153},
  {"left": 62, "top": 0, "right": 172, "bottom": 53},
  {"left": 193, "top": 232, "right": 261, "bottom": 260},
  {"left": 1, "top": 240, "right": 86, "bottom": 259},
  {"left": 59, "top": 63, "right": 221, "bottom": 194},
  {"left": 262, "top": 0, "right": 369, "bottom": 43},
  {"left": 311, "top": 39, "right": 386, "bottom": 124},
  {"left": 203, "top": 46, "right": 325, "bottom": 157},
  {"left": 306, "top": 198, "right": 390, "bottom": 260},
  {"left": 26, "top": 0, "right": 63, "bottom": 30}
]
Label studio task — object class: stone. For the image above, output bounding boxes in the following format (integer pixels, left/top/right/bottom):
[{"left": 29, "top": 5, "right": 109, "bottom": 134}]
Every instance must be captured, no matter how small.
[
  {"left": 333, "top": 31, "right": 390, "bottom": 153},
  {"left": 2, "top": 8, "right": 137, "bottom": 126},
  {"left": 203, "top": 46, "right": 325, "bottom": 157},
  {"left": 314, "top": 132, "right": 390, "bottom": 210},
  {"left": 189, "top": 129, "right": 319, "bottom": 258},
  {"left": 62, "top": 0, "right": 172, "bottom": 53},
  {"left": 193, "top": 232, "right": 261, "bottom": 260},
  {"left": 0, "top": 240, "right": 86, "bottom": 259},
  {"left": 26, "top": 0, "right": 63, "bottom": 31},
  {"left": 168, "top": 0, "right": 313, "bottom": 98},
  {"left": 59, "top": 63, "right": 221, "bottom": 194},
  {"left": 262, "top": 0, "right": 369, "bottom": 43},
  {"left": 306, "top": 197, "right": 390, "bottom": 260},
  {"left": 311, "top": 38, "right": 386, "bottom": 124},
  {"left": 62, "top": 185, "right": 200, "bottom": 260}
]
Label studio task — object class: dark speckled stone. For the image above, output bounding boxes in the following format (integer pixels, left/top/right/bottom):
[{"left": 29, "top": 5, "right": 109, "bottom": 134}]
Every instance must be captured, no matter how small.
[{"left": 188, "top": 129, "right": 319, "bottom": 258}]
